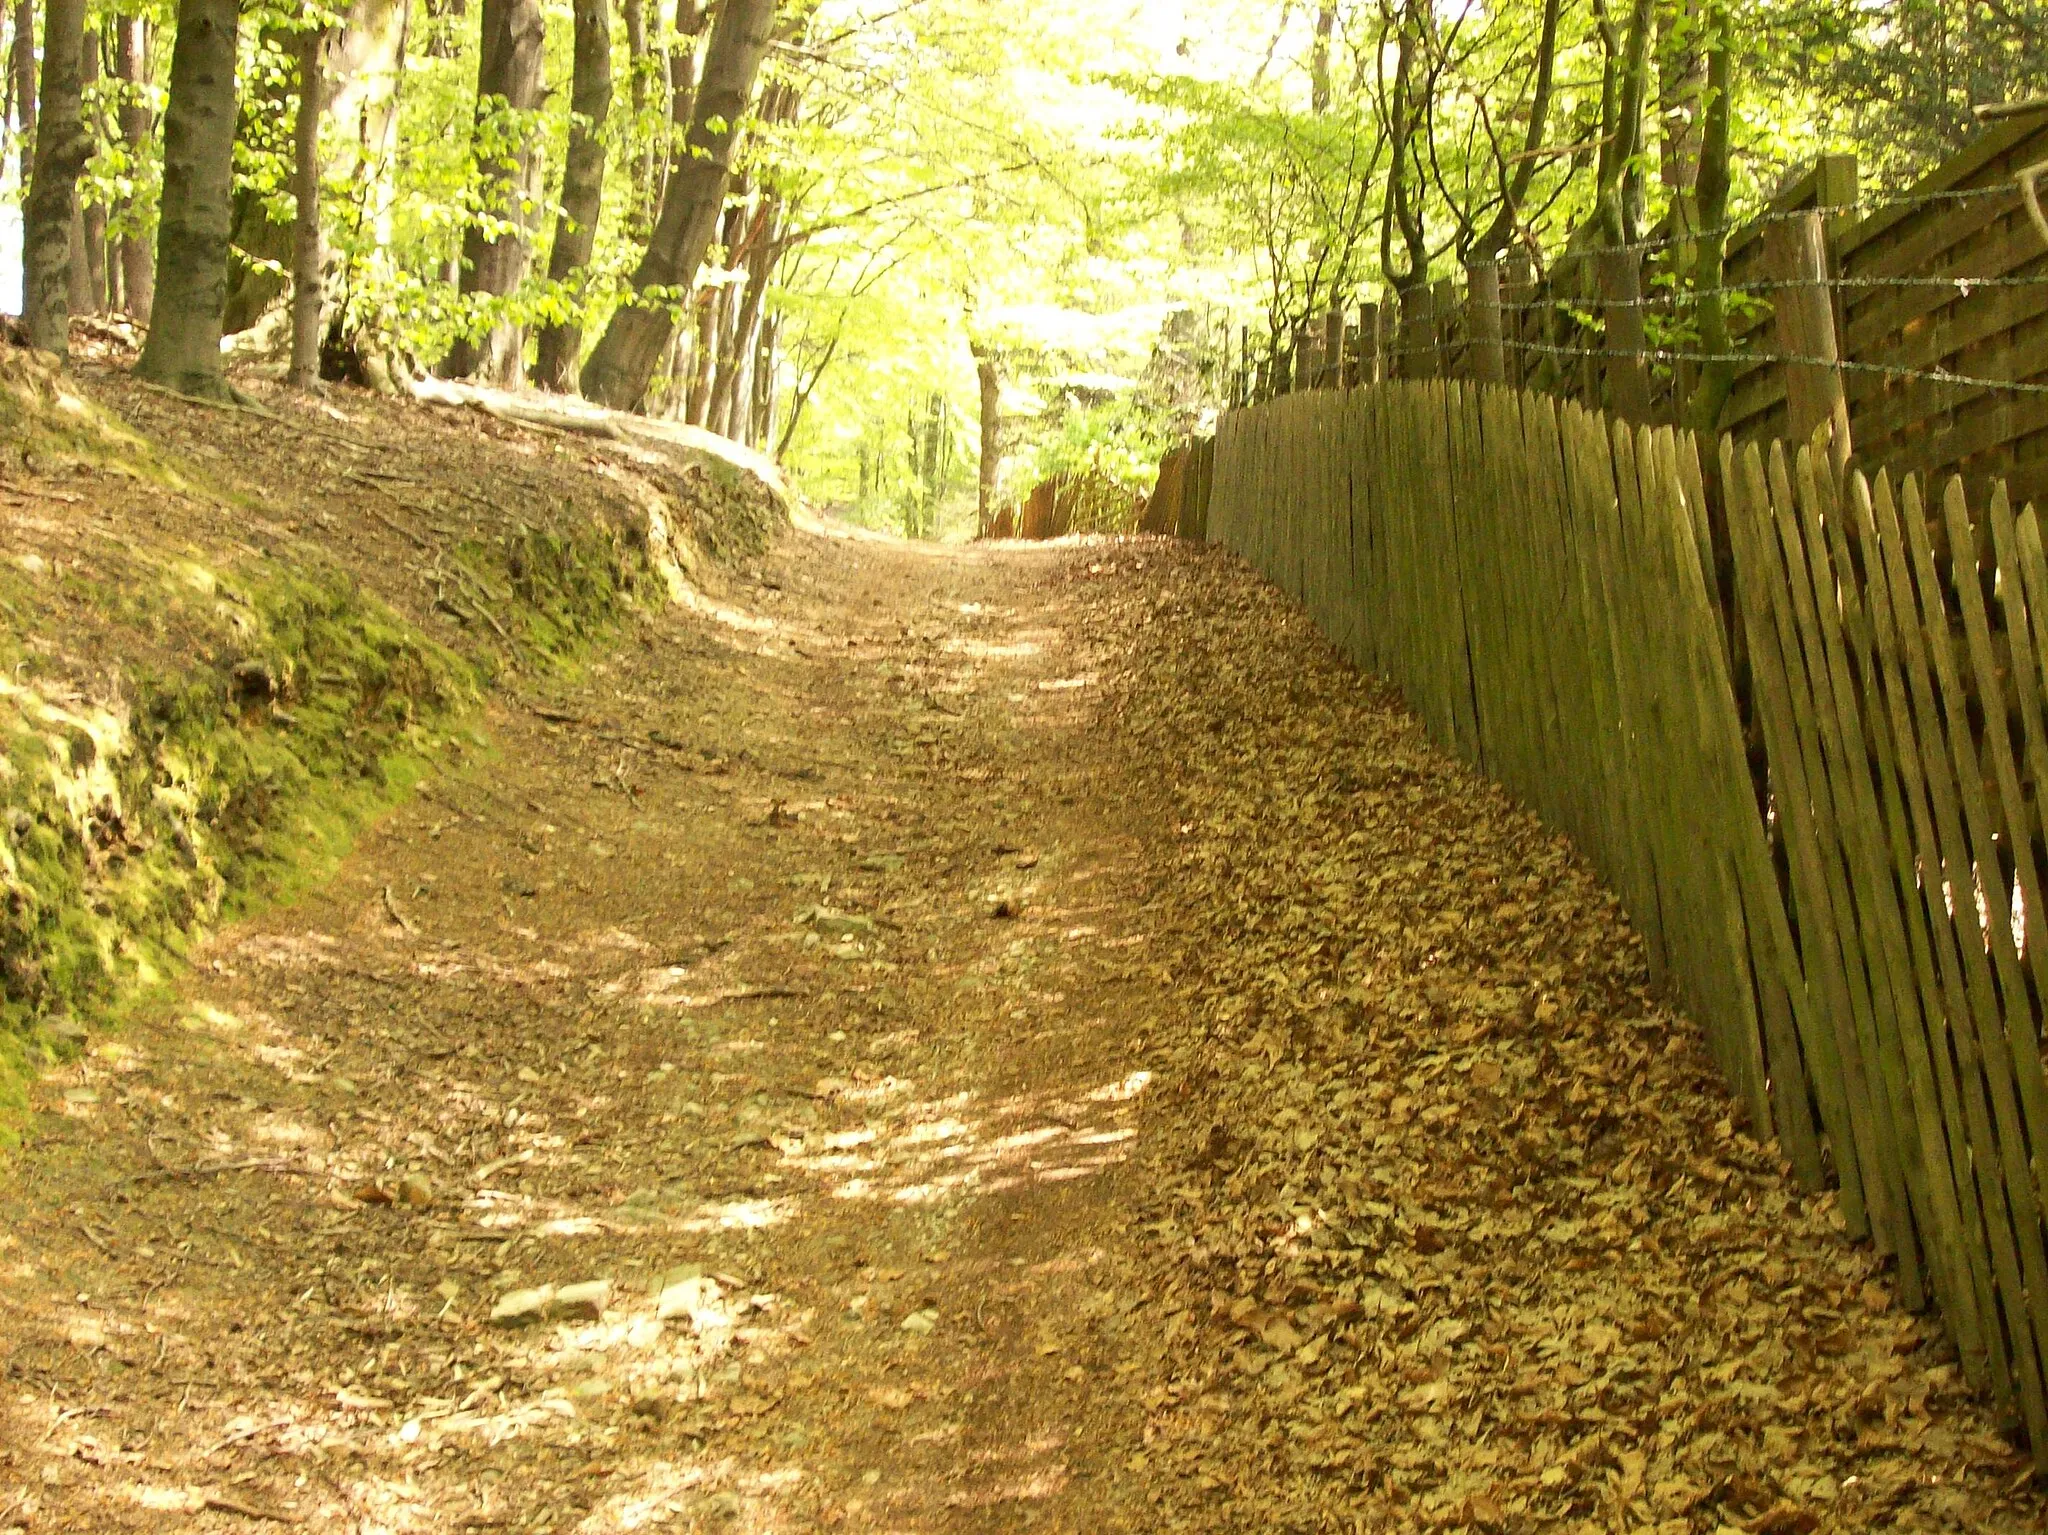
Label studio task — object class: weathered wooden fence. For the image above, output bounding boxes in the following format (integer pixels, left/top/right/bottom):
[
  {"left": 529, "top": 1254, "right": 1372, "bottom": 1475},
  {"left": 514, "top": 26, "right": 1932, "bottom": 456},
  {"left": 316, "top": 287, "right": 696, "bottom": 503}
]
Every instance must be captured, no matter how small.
[
  {"left": 1242, "top": 115, "right": 2048, "bottom": 508},
  {"left": 983, "top": 472, "right": 1148, "bottom": 540},
  {"left": 1207, "top": 379, "right": 2048, "bottom": 1461}
]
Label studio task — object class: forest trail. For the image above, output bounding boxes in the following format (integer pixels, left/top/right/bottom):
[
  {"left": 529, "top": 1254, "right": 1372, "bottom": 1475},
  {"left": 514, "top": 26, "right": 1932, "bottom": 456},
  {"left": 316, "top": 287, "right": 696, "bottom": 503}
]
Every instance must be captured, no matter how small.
[{"left": 4, "top": 494, "right": 2047, "bottom": 1534}]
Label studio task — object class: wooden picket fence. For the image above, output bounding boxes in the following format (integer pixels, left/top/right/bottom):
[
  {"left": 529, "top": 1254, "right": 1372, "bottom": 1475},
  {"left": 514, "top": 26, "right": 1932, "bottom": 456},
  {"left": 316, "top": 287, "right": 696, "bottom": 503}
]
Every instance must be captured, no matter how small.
[{"left": 1206, "top": 380, "right": 2048, "bottom": 1460}]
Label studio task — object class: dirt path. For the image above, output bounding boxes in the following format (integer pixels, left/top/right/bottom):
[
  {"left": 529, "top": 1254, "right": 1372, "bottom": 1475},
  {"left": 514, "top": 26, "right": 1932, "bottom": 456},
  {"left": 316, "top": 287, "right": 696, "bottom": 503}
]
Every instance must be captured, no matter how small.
[{"left": 2, "top": 522, "right": 2044, "bottom": 1534}]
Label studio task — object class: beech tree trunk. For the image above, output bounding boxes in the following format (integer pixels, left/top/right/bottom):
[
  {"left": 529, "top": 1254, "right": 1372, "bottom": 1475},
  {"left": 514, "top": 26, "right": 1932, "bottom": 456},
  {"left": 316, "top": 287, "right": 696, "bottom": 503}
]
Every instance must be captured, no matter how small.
[
  {"left": 620, "top": 0, "right": 649, "bottom": 232},
  {"left": 115, "top": 15, "right": 153, "bottom": 321},
  {"left": 974, "top": 345, "right": 1001, "bottom": 534},
  {"left": 532, "top": 0, "right": 612, "bottom": 392},
  {"left": 685, "top": 285, "right": 715, "bottom": 423},
  {"left": 580, "top": 0, "right": 776, "bottom": 411},
  {"left": 288, "top": 28, "right": 326, "bottom": 389},
  {"left": 1309, "top": 1, "right": 1335, "bottom": 113},
  {"left": 11, "top": 0, "right": 33, "bottom": 200},
  {"left": 708, "top": 195, "right": 777, "bottom": 433},
  {"left": 25, "top": 0, "right": 91, "bottom": 356},
  {"left": 439, "top": 0, "right": 544, "bottom": 384},
  {"left": 78, "top": 28, "right": 103, "bottom": 311},
  {"left": 135, "top": 0, "right": 240, "bottom": 398}
]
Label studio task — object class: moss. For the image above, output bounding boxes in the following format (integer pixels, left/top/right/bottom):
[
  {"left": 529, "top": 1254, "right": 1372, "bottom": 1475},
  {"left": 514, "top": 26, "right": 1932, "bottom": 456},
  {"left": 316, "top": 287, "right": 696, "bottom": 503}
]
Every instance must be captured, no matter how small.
[
  {"left": 0, "top": 514, "right": 656, "bottom": 1141},
  {"left": 0, "top": 354, "right": 789, "bottom": 1141}
]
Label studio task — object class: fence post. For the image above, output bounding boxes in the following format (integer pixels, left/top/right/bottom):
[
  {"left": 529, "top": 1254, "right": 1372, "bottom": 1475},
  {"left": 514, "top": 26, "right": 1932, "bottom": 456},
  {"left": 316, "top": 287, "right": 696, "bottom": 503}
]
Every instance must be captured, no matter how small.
[
  {"left": 1324, "top": 305, "right": 1346, "bottom": 388},
  {"left": 1596, "top": 247, "right": 1653, "bottom": 421},
  {"left": 1356, "top": 301, "right": 1380, "bottom": 385},
  {"left": 1502, "top": 252, "right": 1532, "bottom": 387},
  {"left": 1396, "top": 284, "right": 1434, "bottom": 379},
  {"left": 1433, "top": 277, "right": 1461, "bottom": 376},
  {"left": 1291, "top": 323, "right": 1315, "bottom": 393},
  {"left": 1467, "top": 260, "right": 1505, "bottom": 384},
  {"left": 1765, "top": 208, "right": 1852, "bottom": 476}
]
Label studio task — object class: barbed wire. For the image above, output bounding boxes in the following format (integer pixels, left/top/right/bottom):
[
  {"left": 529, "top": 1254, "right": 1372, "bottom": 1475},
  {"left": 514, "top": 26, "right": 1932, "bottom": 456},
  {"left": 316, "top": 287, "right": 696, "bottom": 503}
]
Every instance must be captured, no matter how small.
[
  {"left": 1437, "top": 337, "right": 2048, "bottom": 398},
  {"left": 1471, "top": 269, "right": 2048, "bottom": 314},
  {"left": 1244, "top": 341, "right": 2048, "bottom": 400}
]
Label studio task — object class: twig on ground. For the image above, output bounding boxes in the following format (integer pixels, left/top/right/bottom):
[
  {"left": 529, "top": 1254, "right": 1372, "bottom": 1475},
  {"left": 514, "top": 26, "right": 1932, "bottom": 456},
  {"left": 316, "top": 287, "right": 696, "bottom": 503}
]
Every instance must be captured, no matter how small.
[
  {"left": 202, "top": 1492, "right": 303, "bottom": 1523},
  {"left": 126, "top": 1157, "right": 292, "bottom": 1185}
]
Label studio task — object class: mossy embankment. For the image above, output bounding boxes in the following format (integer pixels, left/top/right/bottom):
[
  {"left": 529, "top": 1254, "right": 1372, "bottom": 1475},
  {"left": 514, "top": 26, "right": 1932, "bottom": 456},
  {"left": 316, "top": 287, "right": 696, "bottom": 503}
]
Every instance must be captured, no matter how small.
[{"left": 0, "top": 349, "right": 788, "bottom": 1128}]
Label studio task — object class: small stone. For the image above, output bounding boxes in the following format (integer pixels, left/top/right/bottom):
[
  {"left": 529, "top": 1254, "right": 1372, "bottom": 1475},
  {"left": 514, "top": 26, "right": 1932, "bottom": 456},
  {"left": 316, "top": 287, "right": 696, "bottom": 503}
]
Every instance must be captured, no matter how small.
[
  {"left": 800, "top": 907, "right": 875, "bottom": 939},
  {"left": 490, "top": 1286, "right": 554, "bottom": 1326},
  {"left": 569, "top": 1374, "right": 612, "bottom": 1400},
  {"left": 398, "top": 1173, "right": 434, "bottom": 1209},
  {"left": 985, "top": 894, "right": 1022, "bottom": 920},
  {"left": 900, "top": 1308, "right": 937, "bottom": 1335},
  {"left": 657, "top": 1275, "right": 723, "bottom": 1325},
  {"left": 549, "top": 1280, "right": 612, "bottom": 1320}
]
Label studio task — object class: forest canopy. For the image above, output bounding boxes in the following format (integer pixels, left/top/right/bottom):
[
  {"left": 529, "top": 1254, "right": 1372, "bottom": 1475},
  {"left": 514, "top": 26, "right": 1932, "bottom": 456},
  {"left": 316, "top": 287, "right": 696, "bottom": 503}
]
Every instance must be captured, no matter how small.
[{"left": 0, "top": 0, "right": 2038, "bottom": 534}]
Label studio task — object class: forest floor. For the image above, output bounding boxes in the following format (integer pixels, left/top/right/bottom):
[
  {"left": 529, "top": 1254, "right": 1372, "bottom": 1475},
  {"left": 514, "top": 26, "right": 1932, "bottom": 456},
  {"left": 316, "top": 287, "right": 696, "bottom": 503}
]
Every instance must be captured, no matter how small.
[{"left": 2, "top": 380, "right": 2046, "bottom": 1534}]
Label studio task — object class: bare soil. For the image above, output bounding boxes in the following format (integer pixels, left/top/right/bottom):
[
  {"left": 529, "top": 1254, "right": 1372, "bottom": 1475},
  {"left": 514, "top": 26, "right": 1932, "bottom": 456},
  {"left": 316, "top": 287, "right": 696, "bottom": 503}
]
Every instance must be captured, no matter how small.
[{"left": 1, "top": 388, "right": 2044, "bottom": 1534}]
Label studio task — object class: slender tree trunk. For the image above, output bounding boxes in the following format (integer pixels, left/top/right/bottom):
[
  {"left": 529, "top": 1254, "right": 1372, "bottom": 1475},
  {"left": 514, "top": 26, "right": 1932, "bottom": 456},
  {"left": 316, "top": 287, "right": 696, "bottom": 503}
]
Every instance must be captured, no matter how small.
[
  {"left": 708, "top": 195, "right": 776, "bottom": 431},
  {"left": 287, "top": 27, "right": 326, "bottom": 389},
  {"left": 135, "top": 0, "right": 240, "bottom": 398},
  {"left": 1593, "top": 0, "right": 1654, "bottom": 248},
  {"left": 24, "top": 0, "right": 89, "bottom": 356},
  {"left": 656, "top": 0, "right": 702, "bottom": 201},
  {"left": 1309, "top": 1, "right": 1335, "bottom": 113},
  {"left": 621, "top": 0, "right": 650, "bottom": 233},
  {"left": 1685, "top": 6, "right": 1734, "bottom": 432},
  {"left": 115, "top": 14, "right": 151, "bottom": 321},
  {"left": 439, "top": 0, "right": 544, "bottom": 384},
  {"left": 11, "top": 0, "right": 33, "bottom": 201},
  {"left": 580, "top": 0, "right": 775, "bottom": 411},
  {"left": 684, "top": 284, "right": 715, "bottom": 423},
  {"left": 76, "top": 27, "right": 103, "bottom": 312},
  {"left": 974, "top": 345, "right": 1001, "bottom": 534},
  {"left": 533, "top": 0, "right": 612, "bottom": 392}
]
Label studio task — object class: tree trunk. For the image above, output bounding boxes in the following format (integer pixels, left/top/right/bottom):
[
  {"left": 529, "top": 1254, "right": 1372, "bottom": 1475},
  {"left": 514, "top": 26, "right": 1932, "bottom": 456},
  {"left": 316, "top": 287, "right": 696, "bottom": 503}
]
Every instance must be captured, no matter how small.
[
  {"left": 532, "top": 0, "right": 612, "bottom": 392},
  {"left": 708, "top": 195, "right": 776, "bottom": 432},
  {"left": 1309, "top": 1, "right": 1335, "bottom": 113},
  {"left": 621, "top": 0, "right": 650, "bottom": 233},
  {"left": 115, "top": 14, "right": 152, "bottom": 322},
  {"left": 1685, "top": 5, "right": 1735, "bottom": 432},
  {"left": 974, "top": 345, "right": 1001, "bottom": 535},
  {"left": 288, "top": 27, "right": 326, "bottom": 389},
  {"left": 24, "top": 0, "right": 90, "bottom": 356},
  {"left": 656, "top": 0, "right": 703, "bottom": 200},
  {"left": 580, "top": 0, "right": 776, "bottom": 411},
  {"left": 439, "top": 0, "right": 544, "bottom": 384},
  {"left": 11, "top": 0, "right": 33, "bottom": 199},
  {"left": 685, "top": 285, "right": 715, "bottom": 423},
  {"left": 76, "top": 28, "right": 104, "bottom": 312},
  {"left": 135, "top": 0, "right": 240, "bottom": 398},
  {"left": 752, "top": 311, "right": 777, "bottom": 447},
  {"left": 322, "top": 0, "right": 411, "bottom": 358}
]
